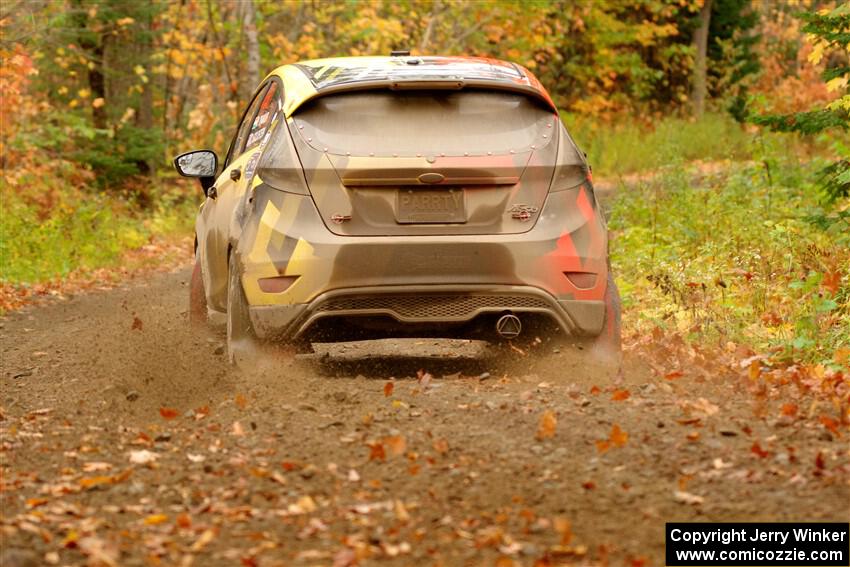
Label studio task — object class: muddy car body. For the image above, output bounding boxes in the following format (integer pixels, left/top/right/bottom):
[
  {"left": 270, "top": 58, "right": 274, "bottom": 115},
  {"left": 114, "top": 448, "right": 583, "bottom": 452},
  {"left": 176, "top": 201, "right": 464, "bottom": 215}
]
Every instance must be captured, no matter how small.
[{"left": 174, "top": 55, "right": 620, "bottom": 359}]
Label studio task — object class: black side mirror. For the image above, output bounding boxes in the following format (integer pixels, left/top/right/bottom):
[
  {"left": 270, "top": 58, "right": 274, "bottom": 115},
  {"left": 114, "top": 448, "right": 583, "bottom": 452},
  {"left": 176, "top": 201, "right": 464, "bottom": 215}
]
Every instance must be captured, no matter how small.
[{"left": 173, "top": 150, "right": 218, "bottom": 193}]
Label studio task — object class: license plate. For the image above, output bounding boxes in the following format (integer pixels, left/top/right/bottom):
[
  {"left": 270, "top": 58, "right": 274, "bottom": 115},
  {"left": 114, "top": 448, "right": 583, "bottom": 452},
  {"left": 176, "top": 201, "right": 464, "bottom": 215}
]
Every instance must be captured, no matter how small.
[{"left": 396, "top": 188, "right": 466, "bottom": 224}]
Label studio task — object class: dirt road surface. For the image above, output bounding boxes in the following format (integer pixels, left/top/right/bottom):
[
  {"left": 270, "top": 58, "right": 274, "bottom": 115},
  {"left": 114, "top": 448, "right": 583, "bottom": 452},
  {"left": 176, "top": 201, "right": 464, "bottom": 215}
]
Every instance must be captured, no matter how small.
[{"left": 1, "top": 267, "right": 848, "bottom": 566}]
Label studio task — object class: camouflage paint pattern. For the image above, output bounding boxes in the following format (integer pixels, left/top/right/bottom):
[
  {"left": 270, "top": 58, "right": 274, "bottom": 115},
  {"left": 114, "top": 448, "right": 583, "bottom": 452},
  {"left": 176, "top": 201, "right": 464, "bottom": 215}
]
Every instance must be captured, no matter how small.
[{"left": 194, "top": 56, "right": 610, "bottom": 340}]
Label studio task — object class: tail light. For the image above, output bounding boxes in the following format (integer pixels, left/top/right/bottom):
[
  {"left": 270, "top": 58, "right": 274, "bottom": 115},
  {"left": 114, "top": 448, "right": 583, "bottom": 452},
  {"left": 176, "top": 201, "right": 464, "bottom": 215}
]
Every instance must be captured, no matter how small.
[
  {"left": 549, "top": 121, "right": 591, "bottom": 192},
  {"left": 258, "top": 276, "right": 299, "bottom": 293},
  {"left": 564, "top": 271, "right": 598, "bottom": 289}
]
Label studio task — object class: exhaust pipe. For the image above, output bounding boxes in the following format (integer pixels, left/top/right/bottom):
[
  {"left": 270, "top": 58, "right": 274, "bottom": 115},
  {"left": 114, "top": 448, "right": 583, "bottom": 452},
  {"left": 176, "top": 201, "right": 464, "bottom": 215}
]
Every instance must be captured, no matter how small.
[{"left": 495, "top": 314, "right": 522, "bottom": 340}]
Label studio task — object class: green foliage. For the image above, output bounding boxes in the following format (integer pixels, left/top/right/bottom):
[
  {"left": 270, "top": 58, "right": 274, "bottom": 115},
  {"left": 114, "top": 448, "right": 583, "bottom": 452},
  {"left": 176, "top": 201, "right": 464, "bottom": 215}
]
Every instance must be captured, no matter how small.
[
  {"left": 609, "top": 156, "right": 849, "bottom": 367},
  {"left": 565, "top": 112, "right": 754, "bottom": 176},
  {"left": 0, "top": 176, "right": 196, "bottom": 286}
]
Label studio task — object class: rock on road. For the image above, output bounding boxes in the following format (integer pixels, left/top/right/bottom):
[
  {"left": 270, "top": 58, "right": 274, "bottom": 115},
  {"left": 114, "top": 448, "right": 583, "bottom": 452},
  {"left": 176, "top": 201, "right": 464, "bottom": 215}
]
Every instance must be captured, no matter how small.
[{"left": 1, "top": 267, "right": 848, "bottom": 566}]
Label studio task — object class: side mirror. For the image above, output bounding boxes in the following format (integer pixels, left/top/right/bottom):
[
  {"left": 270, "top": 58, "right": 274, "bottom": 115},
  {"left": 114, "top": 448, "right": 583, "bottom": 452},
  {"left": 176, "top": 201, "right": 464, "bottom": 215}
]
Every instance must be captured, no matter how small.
[{"left": 173, "top": 150, "right": 218, "bottom": 193}]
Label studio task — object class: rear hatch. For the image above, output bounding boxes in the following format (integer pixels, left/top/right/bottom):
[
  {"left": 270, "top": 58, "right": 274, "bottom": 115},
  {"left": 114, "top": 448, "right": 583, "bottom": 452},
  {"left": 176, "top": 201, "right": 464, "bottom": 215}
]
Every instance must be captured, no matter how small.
[{"left": 288, "top": 89, "right": 561, "bottom": 236}]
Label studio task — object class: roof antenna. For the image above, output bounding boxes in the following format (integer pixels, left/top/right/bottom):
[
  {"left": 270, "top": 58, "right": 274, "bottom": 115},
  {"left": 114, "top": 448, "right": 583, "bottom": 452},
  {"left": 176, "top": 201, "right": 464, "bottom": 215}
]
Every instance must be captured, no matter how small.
[{"left": 390, "top": 50, "right": 410, "bottom": 57}]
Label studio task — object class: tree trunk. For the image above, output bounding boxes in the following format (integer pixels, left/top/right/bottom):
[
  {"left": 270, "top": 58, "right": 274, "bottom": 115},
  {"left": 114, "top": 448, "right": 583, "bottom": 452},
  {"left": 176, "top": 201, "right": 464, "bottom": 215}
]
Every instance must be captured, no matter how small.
[
  {"left": 136, "top": 0, "right": 155, "bottom": 179},
  {"left": 691, "top": 0, "right": 713, "bottom": 118},
  {"left": 71, "top": 0, "right": 107, "bottom": 129},
  {"left": 242, "top": 0, "right": 260, "bottom": 100}
]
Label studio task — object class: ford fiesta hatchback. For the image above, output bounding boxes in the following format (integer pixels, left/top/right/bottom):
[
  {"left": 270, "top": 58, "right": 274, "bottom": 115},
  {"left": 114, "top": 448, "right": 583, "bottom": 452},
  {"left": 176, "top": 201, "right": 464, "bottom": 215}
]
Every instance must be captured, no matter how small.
[{"left": 174, "top": 55, "right": 621, "bottom": 362}]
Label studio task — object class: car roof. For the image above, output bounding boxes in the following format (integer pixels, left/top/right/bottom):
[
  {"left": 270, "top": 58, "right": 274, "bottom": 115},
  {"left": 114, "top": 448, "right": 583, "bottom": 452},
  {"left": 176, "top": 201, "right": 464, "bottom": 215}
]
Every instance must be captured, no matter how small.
[{"left": 267, "top": 56, "right": 557, "bottom": 117}]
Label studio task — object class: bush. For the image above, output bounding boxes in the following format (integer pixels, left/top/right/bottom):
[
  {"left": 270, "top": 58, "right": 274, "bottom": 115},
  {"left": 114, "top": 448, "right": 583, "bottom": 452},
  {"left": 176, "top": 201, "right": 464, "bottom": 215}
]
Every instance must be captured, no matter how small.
[{"left": 609, "top": 156, "right": 849, "bottom": 369}]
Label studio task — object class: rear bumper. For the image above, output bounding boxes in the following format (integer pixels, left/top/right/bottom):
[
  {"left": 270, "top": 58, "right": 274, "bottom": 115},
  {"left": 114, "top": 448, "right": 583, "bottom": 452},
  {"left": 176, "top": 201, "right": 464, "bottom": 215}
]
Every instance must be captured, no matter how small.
[
  {"left": 238, "top": 183, "right": 609, "bottom": 340},
  {"left": 249, "top": 284, "right": 605, "bottom": 339}
]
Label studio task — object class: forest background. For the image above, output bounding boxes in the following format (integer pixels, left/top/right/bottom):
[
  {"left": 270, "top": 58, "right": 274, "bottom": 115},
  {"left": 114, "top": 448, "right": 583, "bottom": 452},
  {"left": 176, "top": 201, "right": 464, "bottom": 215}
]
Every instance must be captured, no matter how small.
[{"left": 1, "top": 0, "right": 848, "bottom": 385}]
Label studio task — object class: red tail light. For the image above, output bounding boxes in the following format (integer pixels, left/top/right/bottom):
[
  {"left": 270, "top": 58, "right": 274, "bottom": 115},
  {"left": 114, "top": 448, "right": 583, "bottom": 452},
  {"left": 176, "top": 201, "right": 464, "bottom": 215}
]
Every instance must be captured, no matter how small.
[
  {"left": 258, "top": 276, "right": 299, "bottom": 293},
  {"left": 564, "top": 272, "right": 597, "bottom": 289}
]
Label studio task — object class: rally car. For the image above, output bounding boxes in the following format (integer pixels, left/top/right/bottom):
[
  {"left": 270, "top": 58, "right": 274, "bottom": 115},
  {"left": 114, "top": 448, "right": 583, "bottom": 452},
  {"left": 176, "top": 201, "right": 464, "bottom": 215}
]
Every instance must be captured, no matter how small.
[{"left": 174, "top": 55, "right": 621, "bottom": 362}]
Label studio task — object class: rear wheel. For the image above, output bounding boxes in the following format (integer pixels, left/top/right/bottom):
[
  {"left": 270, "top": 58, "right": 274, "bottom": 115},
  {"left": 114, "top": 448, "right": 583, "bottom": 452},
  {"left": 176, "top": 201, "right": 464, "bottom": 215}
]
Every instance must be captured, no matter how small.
[
  {"left": 189, "top": 258, "right": 207, "bottom": 327},
  {"left": 227, "top": 253, "right": 257, "bottom": 365}
]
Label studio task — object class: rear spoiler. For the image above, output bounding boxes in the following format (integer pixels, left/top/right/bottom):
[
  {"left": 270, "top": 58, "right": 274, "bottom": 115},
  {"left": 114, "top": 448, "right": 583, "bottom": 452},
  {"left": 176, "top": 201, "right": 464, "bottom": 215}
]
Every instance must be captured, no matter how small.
[{"left": 286, "top": 79, "right": 558, "bottom": 117}]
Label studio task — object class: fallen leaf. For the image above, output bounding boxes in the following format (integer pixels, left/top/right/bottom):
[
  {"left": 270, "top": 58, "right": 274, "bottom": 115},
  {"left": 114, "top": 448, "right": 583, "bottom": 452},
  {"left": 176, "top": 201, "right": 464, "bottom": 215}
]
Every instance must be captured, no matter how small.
[
  {"left": 129, "top": 450, "right": 158, "bottom": 465},
  {"left": 191, "top": 529, "right": 215, "bottom": 552},
  {"left": 143, "top": 514, "right": 168, "bottom": 525},
  {"left": 394, "top": 499, "right": 410, "bottom": 523},
  {"left": 83, "top": 461, "right": 112, "bottom": 472},
  {"left": 131, "top": 316, "right": 143, "bottom": 331},
  {"left": 553, "top": 516, "right": 572, "bottom": 545},
  {"left": 611, "top": 389, "right": 630, "bottom": 401},
  {"left": 590, "top": 385, "right": 601, "bottom": 395},
  {"left": 748, "top": 360, "right": 761, "bottom": 381},
  {"left": 751, "top": 442, "right": 770, "bottom": 458},
  {"left": 781, "top": 403, "right": 798, "bottom": 417},
  {"left": 368, "top": 442, "right": 386, "bottom": 461},
  {"left": 25, "top": 497, "right": 48, "bottom": 508},
  {"left": 819, "top": 416, "right": 841, "bottom": 437},
  {"left": 536, "top": 410, "right": 557, "bottom": 440},
  {"left": 384, "top": 435, "right": 406, "bottom": 456},
  {"left": 384, "top": 382, "right": 394, "bottom": 397},
  {"left": 235, "top": 394, "right": 248, "bottom": 409},
  {"left": 159, "top": 407, "right": 178, "bottom": 420},
  {"left": 432, "top": 438, "right": 449, "bottom": 454},
  {"left": 664, "top": 370, "right": 683, "bottom": 380},
  {"left": 822, "top": 270, "right": 841, "bottom": 294},
  {"left": 417, "top": 369, "right": 433, "bottom": 390},
  {"left": 610, "top": 424, "right": 628, "bottom": 447},
  {"left": 176, "top": 513, "right": 192, "bottom": 529},
  {"left": 581, "top": 481, "right": 596, "bottom": 490},
  {"left": 79, "top": 469, "right": 131, "bottom": 490},
  {"left": 673, "top": 490, "right": 704, "bottom": 505}
]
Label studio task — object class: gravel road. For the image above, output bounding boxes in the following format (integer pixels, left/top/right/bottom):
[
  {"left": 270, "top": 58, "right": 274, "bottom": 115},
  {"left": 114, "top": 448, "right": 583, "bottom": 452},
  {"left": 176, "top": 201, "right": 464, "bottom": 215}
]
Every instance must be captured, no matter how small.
[{"left": 1, "top": 267, "right": 847, "bottom": 566}]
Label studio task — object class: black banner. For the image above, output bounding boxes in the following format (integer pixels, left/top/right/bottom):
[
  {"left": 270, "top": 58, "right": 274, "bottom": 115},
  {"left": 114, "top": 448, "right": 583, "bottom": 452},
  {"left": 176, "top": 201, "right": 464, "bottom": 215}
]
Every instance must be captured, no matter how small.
[{"left": 666, "top": 523, "right": 849, "bottom": 566}]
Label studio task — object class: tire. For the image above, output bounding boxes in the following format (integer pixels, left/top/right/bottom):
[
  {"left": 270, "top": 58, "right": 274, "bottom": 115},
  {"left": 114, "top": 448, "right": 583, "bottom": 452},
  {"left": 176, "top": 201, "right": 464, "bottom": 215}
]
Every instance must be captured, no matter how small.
[
  {"left": 189, "top": 258, "right": 207, "bottom": 327},
  {"left": 590, "top": 270, "right": 622, "bottom": 358},
  {"left": 226, "top": 253, "right": 257, "bottom": 365}
]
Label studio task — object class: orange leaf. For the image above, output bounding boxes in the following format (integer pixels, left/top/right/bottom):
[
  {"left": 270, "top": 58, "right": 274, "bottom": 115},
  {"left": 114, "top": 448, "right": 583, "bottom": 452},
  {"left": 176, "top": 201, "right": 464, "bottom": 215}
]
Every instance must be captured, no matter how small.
[
  {"left": 751, "top": 442, "right": 770, "bottom": 458},
  {"left": 664, "top": 370, "right": 683, "bottom": 380},
  {"left": 595, "top": 440, "right": 610, "bottom": 453},
  {"left": 368, "top": 442, "right": 386, "bottom": 461},
  {"left": 25, "top": 497, "right": 48, "bottom": 509},
  {"left": 384, "top": 382, "right": 394, "bottom": 397},
  {"left": 536, "top": 410, "right": 557, "bottom": 440},
  {"left": 822, "top": 270, "right": 841, "bottom": 294},
  {"left": 748, "top": 360, "right": 761, "bottom": 381},
  {"left": 819, "top": 416, "right": 841, "bottom": 437},
  {"left": 432, "top": 438, "right": 449, "bottom": 454},
  {"left": 553, "top": 517, "right": 572, "bottom": 545},
  {"left": 143, "top": 514, "right": 168, "bottom": 525},
  {"left": 610, "top": 424, "right": 628, "bottom": 447},
  {"left": 79, "top": 475, "right": 114, "bottom": 489},
  {"left": 159, "top": 407, "right": 178, "bottom": 420},
  {"left": 589, "top": 386, "right": 601, "bottom": 395},
  {"left": 611, "top": 389, "right": 630, "bottom": 401},
  {"left": 581, "top": 481, "right": 596, "bottom": 490},
  {"left": 235, "top": 394, "right": 247, "bottom": 410},
  {"left": 780, "top": 403, "right": 798, "bottom": 417},
  {"left": 384, "top": 435, "right": 406, "bottom": 456},
  {"left": 176, "top": 513, "right": 192, "bottom": 529},
  {"left": 131, "top": 316, "right": 143, "bottom": 331}
]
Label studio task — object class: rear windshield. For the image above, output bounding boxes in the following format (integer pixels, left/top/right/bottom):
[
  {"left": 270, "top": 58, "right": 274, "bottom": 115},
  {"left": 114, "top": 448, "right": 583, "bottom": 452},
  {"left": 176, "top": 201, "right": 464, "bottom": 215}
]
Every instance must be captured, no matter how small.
[{"left": 291, "top": 90, "right": 555, "bottom": 157}]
